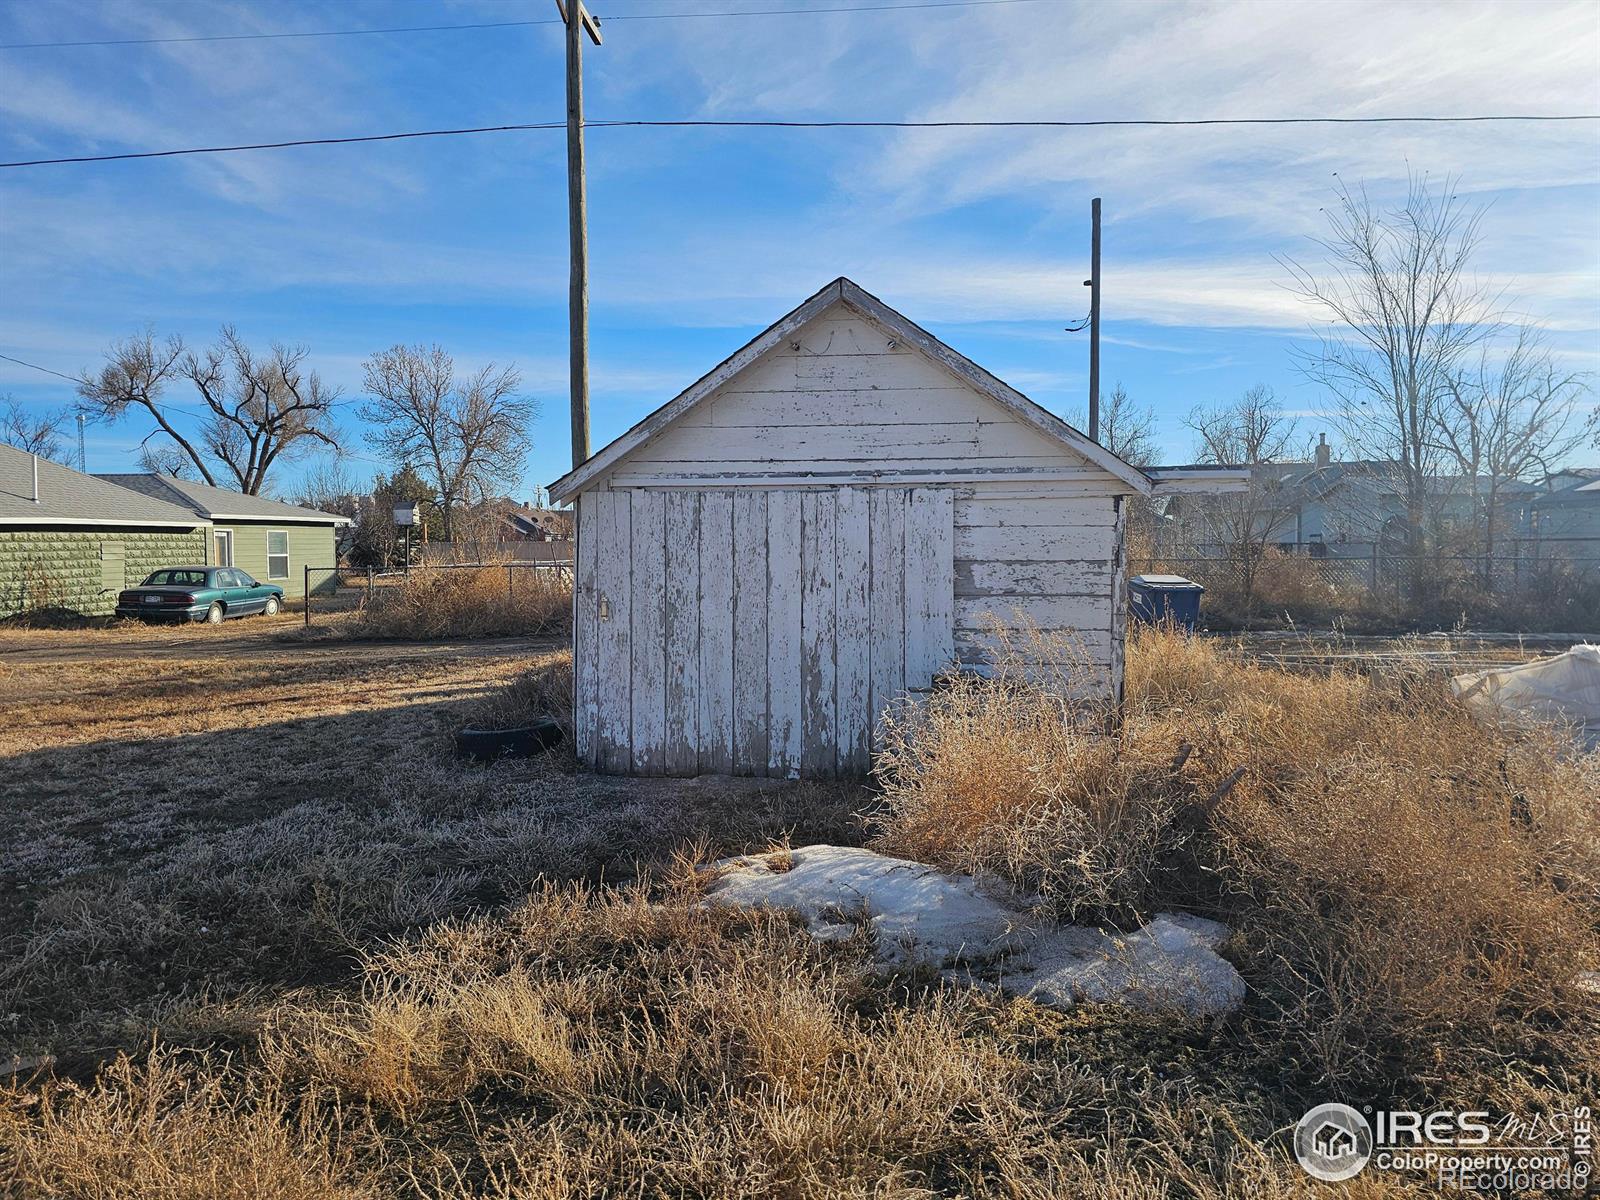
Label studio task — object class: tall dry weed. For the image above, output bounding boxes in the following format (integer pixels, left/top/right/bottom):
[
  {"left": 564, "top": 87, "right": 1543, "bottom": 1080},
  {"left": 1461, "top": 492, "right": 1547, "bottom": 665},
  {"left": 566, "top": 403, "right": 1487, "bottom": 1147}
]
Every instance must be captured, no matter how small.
[
  {"left": 877, "top": 624, "right": 1600, "bottom": 1089},
  {"left": 352, "top": 564, "right": 571, "bottom": 639}
]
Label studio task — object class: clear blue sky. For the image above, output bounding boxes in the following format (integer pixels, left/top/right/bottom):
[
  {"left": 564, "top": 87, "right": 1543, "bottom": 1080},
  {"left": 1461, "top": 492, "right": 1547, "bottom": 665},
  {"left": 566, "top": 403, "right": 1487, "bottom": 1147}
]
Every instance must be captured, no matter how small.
[{"left": 2, "top": 0, "right": 1597, "bottom": 500}]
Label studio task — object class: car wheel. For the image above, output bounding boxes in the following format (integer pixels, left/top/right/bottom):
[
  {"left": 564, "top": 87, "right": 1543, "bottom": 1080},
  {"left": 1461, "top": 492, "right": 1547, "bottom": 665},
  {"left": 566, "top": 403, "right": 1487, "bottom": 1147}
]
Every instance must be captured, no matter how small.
[
  {"left": 205, "top": 602, "right": 224, "bottom": 625},
  {"left": 263, "top": 596, "right": 280, "bottom": 617}
]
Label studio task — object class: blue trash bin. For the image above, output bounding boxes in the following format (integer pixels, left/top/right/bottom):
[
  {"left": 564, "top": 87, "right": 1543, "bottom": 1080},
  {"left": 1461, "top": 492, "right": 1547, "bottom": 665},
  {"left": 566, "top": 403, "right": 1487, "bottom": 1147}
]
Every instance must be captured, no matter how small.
[{"left": 1128, "top": 574, "right": 1205, "bottom": 632}]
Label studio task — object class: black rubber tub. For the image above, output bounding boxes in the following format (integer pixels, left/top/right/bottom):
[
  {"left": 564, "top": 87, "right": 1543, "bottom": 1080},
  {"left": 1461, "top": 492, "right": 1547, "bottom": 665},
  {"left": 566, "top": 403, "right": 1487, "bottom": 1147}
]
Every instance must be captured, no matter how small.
[{"left": 455, "top": 719, "right": 565, "bottom": 762}]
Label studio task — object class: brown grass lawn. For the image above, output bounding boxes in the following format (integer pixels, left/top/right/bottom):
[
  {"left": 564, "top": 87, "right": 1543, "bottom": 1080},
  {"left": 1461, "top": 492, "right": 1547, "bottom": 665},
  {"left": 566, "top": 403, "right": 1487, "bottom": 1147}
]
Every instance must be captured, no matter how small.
[{"left": 1, "top": 627, "right": 1595, "bottom": 1197}]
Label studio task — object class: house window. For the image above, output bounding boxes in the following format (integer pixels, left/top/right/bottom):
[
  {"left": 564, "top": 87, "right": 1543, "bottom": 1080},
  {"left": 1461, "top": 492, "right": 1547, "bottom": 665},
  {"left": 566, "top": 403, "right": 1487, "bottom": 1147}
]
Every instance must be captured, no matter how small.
[
  {"left": 213, "top": 529, "right": 234, "bottom": 567},
  {"left": 266, "top": 530, "right": 289, "bottom": 579}
]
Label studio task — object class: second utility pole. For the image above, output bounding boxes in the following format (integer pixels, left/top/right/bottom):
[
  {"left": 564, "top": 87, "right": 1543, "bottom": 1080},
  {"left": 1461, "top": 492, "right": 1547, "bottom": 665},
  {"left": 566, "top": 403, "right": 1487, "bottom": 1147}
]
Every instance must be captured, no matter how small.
[
  {"left": 560, "top": 0, "right": 602, "bottom": 469},
  {"left": 1087, "top": 196, "right": 1101, "bottom": 443}
]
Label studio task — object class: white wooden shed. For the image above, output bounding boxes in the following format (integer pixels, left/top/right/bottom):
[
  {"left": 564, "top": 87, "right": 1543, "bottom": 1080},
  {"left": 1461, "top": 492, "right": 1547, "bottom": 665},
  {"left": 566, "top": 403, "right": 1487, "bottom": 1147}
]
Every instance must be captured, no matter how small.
[{"left": 549, "top": 278, "right": 1235, "bottom": 778}]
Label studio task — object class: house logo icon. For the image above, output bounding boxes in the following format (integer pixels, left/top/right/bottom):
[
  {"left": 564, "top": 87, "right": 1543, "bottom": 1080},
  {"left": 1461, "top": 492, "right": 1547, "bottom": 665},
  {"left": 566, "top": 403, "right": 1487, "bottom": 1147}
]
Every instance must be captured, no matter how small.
[{"left": 1294, "top": 1103, "right": 1373, "bottom": 1182}]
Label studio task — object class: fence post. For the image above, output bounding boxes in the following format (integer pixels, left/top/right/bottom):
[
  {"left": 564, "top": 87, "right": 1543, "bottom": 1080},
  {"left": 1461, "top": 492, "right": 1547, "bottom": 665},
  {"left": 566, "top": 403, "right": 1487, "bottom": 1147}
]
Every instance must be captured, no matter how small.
[
  {"left": 1369, "top": 543, "right": 1378, "bottom": 594},
  {"left": 508, "top": 564, "right": 515, "bottom": 600},
  {"left": 304, "top": 564, "right": 311, "bottom": 628},
  {"left": 367, "top": 566, "right": 374, "bottom": 596}
]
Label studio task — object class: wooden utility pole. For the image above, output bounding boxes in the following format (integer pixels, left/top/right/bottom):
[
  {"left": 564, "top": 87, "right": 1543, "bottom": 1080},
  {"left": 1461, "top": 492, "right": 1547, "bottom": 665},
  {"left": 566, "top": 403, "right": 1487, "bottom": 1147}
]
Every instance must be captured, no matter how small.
[
  {"left": 559, "top": 0, "right": 602, "bottom": 469},
  {"left": 1087, "top": 196, "right": 1101, "bottom": 443}
]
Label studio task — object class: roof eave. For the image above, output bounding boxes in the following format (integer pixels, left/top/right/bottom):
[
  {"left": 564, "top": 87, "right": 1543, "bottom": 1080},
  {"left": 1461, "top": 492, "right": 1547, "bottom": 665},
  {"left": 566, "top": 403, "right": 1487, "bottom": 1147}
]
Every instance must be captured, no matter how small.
[
  {"left": 549, "top": 277, "right": 1153, "bottom": 502},
  {"left": 1147, "top": 467, "right": 1252, "bottom": 495}
]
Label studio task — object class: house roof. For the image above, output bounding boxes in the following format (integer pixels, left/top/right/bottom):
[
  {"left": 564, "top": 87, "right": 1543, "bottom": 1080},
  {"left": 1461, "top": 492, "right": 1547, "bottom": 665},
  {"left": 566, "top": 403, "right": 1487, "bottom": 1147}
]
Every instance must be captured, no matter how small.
[
  {"left": 0, "top": 443, "right": 206, "bottom": 528},
  {"left": 549, "top": 277, "right": 1158, "bottom": 503},
  {"left": 96, "top": 473, "right": 351, "bottom": 525}
]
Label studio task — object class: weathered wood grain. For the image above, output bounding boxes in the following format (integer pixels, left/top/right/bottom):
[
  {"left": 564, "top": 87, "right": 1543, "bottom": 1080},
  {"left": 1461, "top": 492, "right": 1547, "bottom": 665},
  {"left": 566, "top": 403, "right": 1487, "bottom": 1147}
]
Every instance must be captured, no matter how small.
[
  {"left": 663, "top": 491, "right": 699, "bottom": 776},
  {"left": 954, "top": 523, "right": 1118, "bottom": 562},
  {"left": 731, "top": 490, "right": 769, "bottom": 774},
  {"left": 766, "top": 490, "right": 803, "bottom": 777},
  {"left": 955, "top": 496, "right": 1119, "bottom": 527},
  {"left": 697, "top": 491, "right": 735, "bottom": 774},
  {"left": 573, "top": 492, "right": 599, "bottom": 767},
  {"left": 954, "top": 558, "right": 1116, "bottom": 597},
  {"left": 955, "top": 593, "right": 1108, "bottom": 632},
  {"left": 904, "top": 488, "right": 954, "bottom": 685},
  {"left": 800, "top": 491, "right": 837, "bottom": 778},
  {"left": 594, "top": 489, "right": 631, "bottom": 773},
  {"left": 868, "top": 488, "right": 906, "bottom": 747},
  {"left": 629, "top": 489, "right": 667, "bottom": 774},
  {"left": 834, "top": 487, "right": 872, "bottom": 775}
]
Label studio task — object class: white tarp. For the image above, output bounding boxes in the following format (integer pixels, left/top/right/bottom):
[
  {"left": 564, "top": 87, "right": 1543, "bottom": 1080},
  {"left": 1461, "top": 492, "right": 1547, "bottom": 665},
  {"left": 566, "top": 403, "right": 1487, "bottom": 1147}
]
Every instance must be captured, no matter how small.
[{"left": 1450, "top": 644, "right": 1600, "bottom": 751}]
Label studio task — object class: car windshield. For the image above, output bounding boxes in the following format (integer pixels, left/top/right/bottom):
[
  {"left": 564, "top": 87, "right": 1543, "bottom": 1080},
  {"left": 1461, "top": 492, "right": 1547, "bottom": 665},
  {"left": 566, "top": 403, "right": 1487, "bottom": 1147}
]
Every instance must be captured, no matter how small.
[{"left": 141, "top": 569, "right": 210, "bottom": 587}]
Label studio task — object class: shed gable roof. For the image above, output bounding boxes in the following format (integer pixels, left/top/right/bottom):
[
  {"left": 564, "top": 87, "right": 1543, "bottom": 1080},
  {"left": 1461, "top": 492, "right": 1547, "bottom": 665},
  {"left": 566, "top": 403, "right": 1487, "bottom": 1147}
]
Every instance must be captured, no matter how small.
[{"left": 549, "top": 278, "right": 1152, "bottom": 503}]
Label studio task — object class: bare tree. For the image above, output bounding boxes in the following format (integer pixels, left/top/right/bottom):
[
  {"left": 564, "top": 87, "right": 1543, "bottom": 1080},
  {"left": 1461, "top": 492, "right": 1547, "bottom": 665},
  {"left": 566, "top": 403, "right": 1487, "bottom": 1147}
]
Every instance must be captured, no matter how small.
[
  {"left": 1435, "top": 328, "right": 1594, "bottom": 565},
  {"left": 1, "top": 396, "right": 70, "bottom": 462},
  {"left": 1283, "top": 173, "right": 1496, "bottom": 555},
  {"left": 1079, "top": 382, "right": 1158, "bottom": 467},
  {"left": 1184, "top": 384, "right": 1304, "bottom": 613},
  {"left": 359, "top": 345, "right": 535, "bottom": 542},
  {"left": 78, "top": 328, "right": 341, "bottom": 494},
  {"left": 137, "top": 443, "right": 195, "bottom": 478},
  {"left": 294, "top": 455, "right": 361, "bottom": 515}
]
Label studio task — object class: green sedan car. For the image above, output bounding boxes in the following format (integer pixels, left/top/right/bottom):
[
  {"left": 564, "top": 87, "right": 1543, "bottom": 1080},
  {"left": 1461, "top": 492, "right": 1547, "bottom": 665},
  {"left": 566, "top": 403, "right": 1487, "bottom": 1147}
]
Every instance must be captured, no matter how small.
[{"left": 116, "top": 566, "right": 285, "bottom": 624}]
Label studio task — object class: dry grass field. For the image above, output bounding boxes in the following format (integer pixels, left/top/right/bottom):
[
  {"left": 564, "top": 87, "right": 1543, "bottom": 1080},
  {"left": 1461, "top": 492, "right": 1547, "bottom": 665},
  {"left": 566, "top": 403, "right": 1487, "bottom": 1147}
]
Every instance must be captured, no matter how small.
[{"left": 1, "top": 625, "right": 1596, "bottom": 1197}]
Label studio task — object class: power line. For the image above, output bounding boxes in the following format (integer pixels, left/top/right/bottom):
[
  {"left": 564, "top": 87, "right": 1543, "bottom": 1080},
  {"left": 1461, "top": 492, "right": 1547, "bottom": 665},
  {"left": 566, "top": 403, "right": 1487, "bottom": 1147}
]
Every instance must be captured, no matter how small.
[
  {"left": 0, "top": 353, "right": 82, "bottom": 383},
  {"left": 3, "top": 113, "right": 1595, "bottom": 168},
  {"left": 606, "top": 1, "right": 1049, "bottom": 19},
  {"left": 1, "top": 123, "right": 567, "bottom": 167},
  {"left": 0, "top": 18, "right": 561, "bottom": 50},
  {"left": 0, "top": 1, "right": 1049, "bottom": 50}
]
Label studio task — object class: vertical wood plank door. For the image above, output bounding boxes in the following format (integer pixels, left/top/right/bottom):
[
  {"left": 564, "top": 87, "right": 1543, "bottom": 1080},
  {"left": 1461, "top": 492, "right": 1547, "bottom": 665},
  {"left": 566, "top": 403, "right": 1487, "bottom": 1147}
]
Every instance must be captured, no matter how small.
[{"left": 582, "top": 485, "right": 953, "bottom": 777}]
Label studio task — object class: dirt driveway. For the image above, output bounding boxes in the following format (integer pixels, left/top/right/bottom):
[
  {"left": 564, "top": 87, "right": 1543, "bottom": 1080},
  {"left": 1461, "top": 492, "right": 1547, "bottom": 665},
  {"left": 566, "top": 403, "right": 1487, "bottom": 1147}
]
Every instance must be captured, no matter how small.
[{"left": 0, "top": 613, "right": 558, "bottom": 666}]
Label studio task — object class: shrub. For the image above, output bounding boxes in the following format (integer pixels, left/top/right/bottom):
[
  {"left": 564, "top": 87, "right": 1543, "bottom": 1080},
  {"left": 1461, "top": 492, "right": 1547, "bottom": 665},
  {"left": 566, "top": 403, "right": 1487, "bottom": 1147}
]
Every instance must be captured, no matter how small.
[
  {"left": 350, "top": 563, "right": 571, "bottom": 639},
  {"left": 876, "top": 624, "right": 1600, "bottom": 1089}
]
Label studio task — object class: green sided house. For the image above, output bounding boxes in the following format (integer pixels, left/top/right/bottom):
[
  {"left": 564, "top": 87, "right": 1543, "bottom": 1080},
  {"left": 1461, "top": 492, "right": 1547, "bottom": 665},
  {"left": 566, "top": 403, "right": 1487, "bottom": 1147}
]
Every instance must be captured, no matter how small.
[
  {"left": 1, "top": 443, "right": 351, "bottom": 618},
  {"left": 2, "top": 442, "right": 209, "bottom": 617},
  {"left": 96, "top": 473, "right": 349, "bottom": 600}
]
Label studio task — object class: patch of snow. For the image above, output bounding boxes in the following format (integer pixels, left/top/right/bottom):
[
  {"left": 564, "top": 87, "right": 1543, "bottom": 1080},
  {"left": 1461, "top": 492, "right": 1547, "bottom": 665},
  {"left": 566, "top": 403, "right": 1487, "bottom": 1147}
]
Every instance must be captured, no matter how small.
[
  {"left": 704, "top": 845, "right": 1246, "bottom": 1017},
  {"left": 1000, "top": 913, "right": 1245, "bottom": 1019},
  {"left": 703, "top": 844, "right": 1023, "bottom": 967}
]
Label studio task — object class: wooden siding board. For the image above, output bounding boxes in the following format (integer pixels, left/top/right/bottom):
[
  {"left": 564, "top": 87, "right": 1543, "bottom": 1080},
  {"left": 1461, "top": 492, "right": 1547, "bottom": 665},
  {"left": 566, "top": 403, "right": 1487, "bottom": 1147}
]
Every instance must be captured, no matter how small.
[
  {"left": 663, "top": 491, "right": 700, "bottom": 775},
  {"left": 833, "top": 487, "right": 872, "bottom": 775},
  {"left": 574, "top": 493, "right": 600, "bottom": 767},
  {"left": 800, "top": 491, "right": 838, "bottom": 778},
  {"left": 954, "top": 559, "right": 1116, "bottom": 597},
  {"left": 955, "top": 496, "right": 1120, "bottom": 527},
  {"left": 904, "top": 488, "right": 954, "bottom": 685},
  {"left": 954, "top": 523, "right": 1118, "bottom": 562},
  {"left": 637, "top": 420, "right": 1080, "bottom": 464},
  {"left": 955, "top": 594, "right": 1108, "bottom": 632},
  {"left": 595, "top": 490, "right": 632, "bottom": 773},
  {"left": 697, "top": 492, "right": 735, "bottom": 774},
  {"left": 629, "top": 490, "right": 667, "bottom": 774},
  {"left": 766, "top": 490, "right": 804, "bottom": 777},
  {"left": 1110, "top": 496, "right": 1129, "bottom": 701},
  {"left": 731, "top": 490, "right": 769, "bottom": 774},
  {"left": 868, "top": 488, "right": 906, "bottom": 747}
]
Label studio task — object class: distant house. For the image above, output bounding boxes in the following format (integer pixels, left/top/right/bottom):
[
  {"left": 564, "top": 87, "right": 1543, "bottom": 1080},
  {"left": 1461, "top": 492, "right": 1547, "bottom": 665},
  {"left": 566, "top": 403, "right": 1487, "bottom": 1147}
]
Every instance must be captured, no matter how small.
[
  {"left": 2, "top": 443, "right": 209, "bottom": 617},
  {"left": 1518, "top": 469, "right": 1600, "bottom": 556},
  {"left": 96, "top": 473, "right": 350, "bottom": 598},
  {"left": 1208, "top": 437, "right": 1542, "bottom": 558}
]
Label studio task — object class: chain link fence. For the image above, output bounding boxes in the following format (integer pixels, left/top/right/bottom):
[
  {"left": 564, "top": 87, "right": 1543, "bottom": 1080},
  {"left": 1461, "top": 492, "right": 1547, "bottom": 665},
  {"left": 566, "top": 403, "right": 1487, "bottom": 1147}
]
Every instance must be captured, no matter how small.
[{"left": 1131, "top": 552, "right": 1600, "bottom": 631}]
